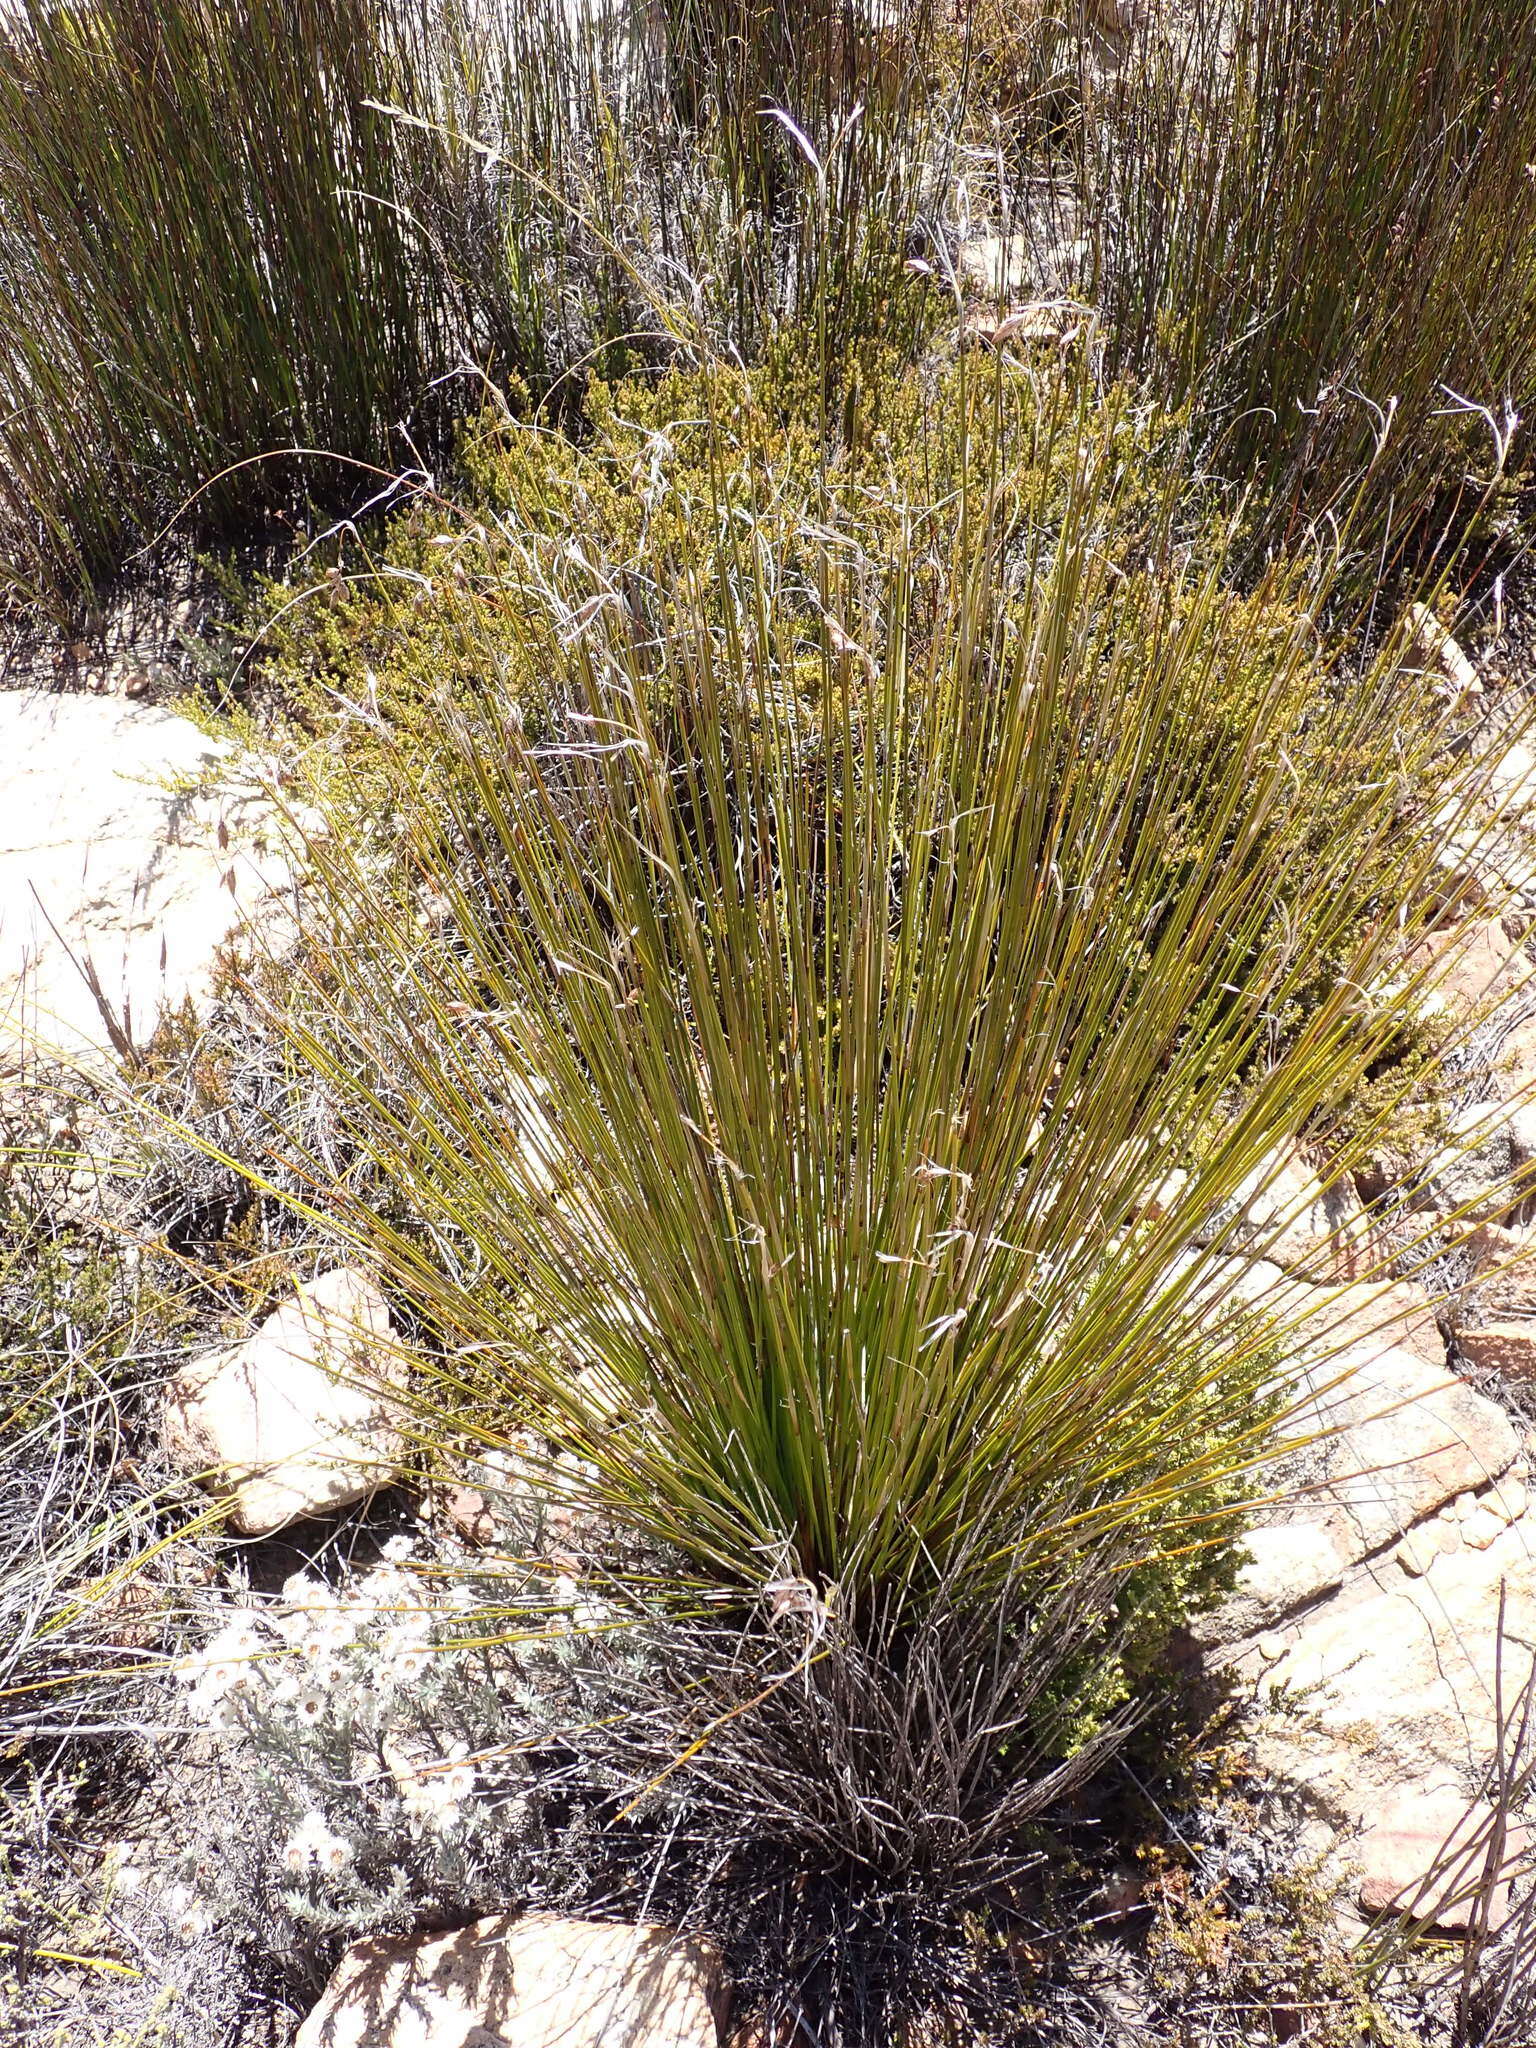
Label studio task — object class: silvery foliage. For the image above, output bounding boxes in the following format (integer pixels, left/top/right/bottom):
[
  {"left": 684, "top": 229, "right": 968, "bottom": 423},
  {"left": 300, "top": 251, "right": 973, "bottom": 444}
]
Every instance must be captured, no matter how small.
[{"left": 169, "top": 1531, "right": 641, "bottom": 1960}]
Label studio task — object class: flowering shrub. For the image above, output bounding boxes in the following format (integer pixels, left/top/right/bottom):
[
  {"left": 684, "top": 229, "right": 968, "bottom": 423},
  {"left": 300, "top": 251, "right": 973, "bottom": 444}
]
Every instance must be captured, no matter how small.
[{"left": 169, "top": 1534, "right": 620, "bottom": 1957}]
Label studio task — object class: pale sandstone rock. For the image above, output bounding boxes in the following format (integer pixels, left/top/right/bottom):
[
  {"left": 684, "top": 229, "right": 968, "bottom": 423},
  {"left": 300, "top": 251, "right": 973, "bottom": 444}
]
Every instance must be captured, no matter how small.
[
  {"left": 1286, "top": 1346, "right": 1518, "bottom": 1562},
  {"left": 505, "top": 1073, "right": 564, "bottom": 1199},
  {"left": 956, "top": 233, "right": 1029, "bottom": 302},
  {"left": 1137, "top": 1165, "right": 1189, "bottom": 1222},
  {"left": 1179, "top": 1250, "right": 1295, "bottom": 1310},
  {"left": 1431, "top": 822, "right": 1536, "bottom": 924},
  {"left": 1459, "top": 1318, "right": 1536, "bottom": 1380},
  {"left": 1287, "top": 1276, "right": 1443, "bottom": 1367},
  {"left": 294, "top": 1913, "right": 726, "bottom": 2048},
  {"left": 1408, "top": 917, "right": 1531, "bottom": 1020},
  {"left": 163, "top": 1269, "right": 405, "bottom": 1535},
  {"left": 1461, "top": 1221, "right": 1536, "bottom": 1317},
  {"left": 0, "top": 694, "right": 295, "bottom": 1072},
  {"left": 1406, "top": 604, "right": 1482, "bottom": 707},
  {"left": 1200, "top": 1345, "right": 1516, "bottom": 1641},
  {"left": 1169, "top": 1251, "right": 1442, "bottom": 1399},
  {"left": 962, "top": 303, "right": 1079, "bottom": 352},
  {"left": 1462, "top": 1507, "right": 1505, "bottom": 1551},
  {"left": 1231, "top": 1522, "right": 1358, "bottom": 1621},
  {"left": 1488, "top": 741, "right": 1536, "bottom": 816},
  {"left": 1394, "top": 1529, "right": 1437, "bottom": 1578},
  {"left": 1415, "top": 1098, "right": 1536, "bottom": 1227},
  {"left": 1353, "top": 1787, "right": 1531, "bottom": 1932},
  {"left": 441, "top": 1485, "right": 496, "bottom": 1548},
  {"left": 1487, "top": 1476, "right": 1528, "bottom": 1524},
  {"left": 1207, "top": 1144, "right": 1376, "bottom": 1280},
  {"left": 1168, "top": 1252, "right": 1308, "bottom": 1342},
  {"left": 1245, "top": 1517, "right": 1536, "bottom": 1825},
  {"left": 1221, "top": 1269, "right": 1535, "bottom": 1834}
]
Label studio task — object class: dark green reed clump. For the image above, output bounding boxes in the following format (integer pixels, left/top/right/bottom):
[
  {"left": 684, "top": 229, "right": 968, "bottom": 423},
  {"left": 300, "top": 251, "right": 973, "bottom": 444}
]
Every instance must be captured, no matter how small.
[
  {"left": 0, "top": 0, "right": 947, "bottom": 618},
  {"left": 1087, "top": 0, "right": 1536, "bottom": 559}
]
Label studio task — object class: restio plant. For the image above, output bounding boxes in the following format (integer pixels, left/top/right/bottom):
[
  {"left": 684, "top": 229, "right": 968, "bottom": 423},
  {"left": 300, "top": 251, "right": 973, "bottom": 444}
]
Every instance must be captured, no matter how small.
[
  {"left": 233, "top": 340, "right": 1194, "bottom": 732},
  {"left": 1085, "top": 0, "right": 1536, "bottom": 558},
  {"left": 0, "top": 0, "right": 483, "bottom": 611},
  {"left": 185, "top": 351, "right": 1517, "bottom": 2038},
  {"left": 0, "top": 0, "right": 948, "bottom": 619},
  {"left": 232, "top": 341, "right": 1450, "bottom": 1061},
  {"left": 6, "top": 0, "right": 1536, "bottom": 2036}
]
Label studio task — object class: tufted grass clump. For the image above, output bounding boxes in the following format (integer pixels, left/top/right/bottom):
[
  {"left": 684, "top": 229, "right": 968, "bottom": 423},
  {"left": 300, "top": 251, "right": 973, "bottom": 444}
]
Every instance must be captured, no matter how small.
[
  {"left": 159, "top": 345, "right": 1527, "bottom": 2042},
  {"left": 232, "top": 341, "right": 1450, "bottom": 1066},
  {"left": 0, "top": 0, "right": 948, "bottom": 621},
  {"left": 258, "top": 363, "right": 1462, "bottom": 1613},
  {"left": 0, "top": 0, "right": 488, "bottom": 613},
  {"left": 0, "top": 1110, "right": 199, "bottom": 1760},
  {"left": 233, "top": 341, "right": 1196, "bottom": 729}
]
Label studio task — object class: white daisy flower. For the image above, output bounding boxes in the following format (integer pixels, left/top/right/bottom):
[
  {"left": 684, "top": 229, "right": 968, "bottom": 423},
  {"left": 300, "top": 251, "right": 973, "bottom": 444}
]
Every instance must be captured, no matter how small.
[
  {"left": 385, "top": 1736, "right": 473, "bottom": 1836},
  {"left": 208, "top": 1618, "right": 265, "bottom": 1659},
  {"left": 182, "top": 1678, "right": 220, "bottom": 1722},
  {"left": 315, "top": 1831, "right": 353, "bottom": 1875},
  {"left": 357, "top": 1570, "right": 431, "bottom": 1638},
  {"left": 282, "top": 1811, "right": 353, "bottom": 1876},
  {"left": 165, "top": 1885, "right": 209, "bottom": 1941},
  {"left": 400, "top": 1783, "right": 464, "bottom": 1836},
  {"left": 280, "top": 1572, "right": 331, "bottom": 1610},
  {"left": 179, "top": 1616, "right": 266, "bottom": 1698},
  {"left": 276, "top": 1609, "right": 314, "bottom": 1650},
  {"left": 278, "top": 1575, "right": 344, "bottom": 1651},
  {"left": 380, "top": 1634, "right": 434, "bottom": 1687},
  {"left": 438, "top": 1743, "right": 477, "bottom": 1803},
  {"left": 302, "top": 1600, "right": 358, "bottom": 1651},
  {"left": 201, "top": 1691, "right": 245, "bottom": 1734},
  {"left": 353, "top": 1562, "right": 410, "bottom": 1612},
  {"left": 185, "top": 1671, "right": 249, "bottom": 1727}
]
